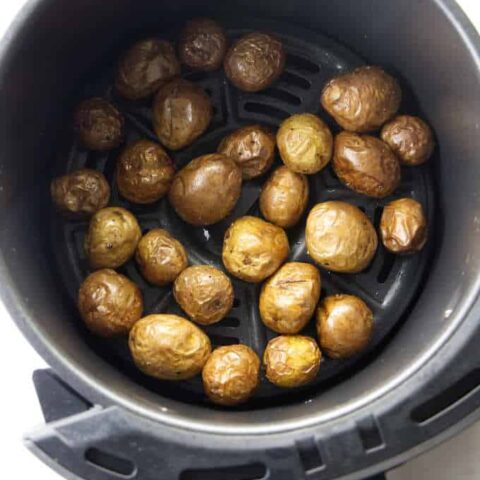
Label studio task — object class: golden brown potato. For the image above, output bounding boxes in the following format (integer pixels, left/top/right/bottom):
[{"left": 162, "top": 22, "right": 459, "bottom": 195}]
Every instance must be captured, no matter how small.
[
  {"left": 85, "top": 207, "right": 141, "bottom": 269},
  {"left": 316, "top": 294, "right": 373, "bottom": 359},
  {"left": 116, "top": 139, "right": 175, "bottom": 204},
  {"left": 129, "top": 314, "right": 211, "bottom": 380},
  {"left": 333, "top": 131, "right": 401, "bottom": 198},
  {"left": 51, "top": 169, "right": 110, "bottom": 218},
  {"left": 224, "top": 32, "right": 285, "bottom": 92},
  {"left": 78, "top": 269, "right": 143, "bottom": 337},
  {"left": 321, "top": 65, "right": 401, "bottom": 132},
  {"left": 202, "top": 345, "right": 260, "bottom": 405},
  {"left": 173, "top": 265, "right": 233, "bottom": 325},
  {"left": 168, "top": 153, "right": 242, "bottom": 226},
  {"left": 306, "top": 201, "right": 377, "bottom": 273},
  {"left": 135, "top": 229, "right": 188, "bottom": 286},
  {"left": 222, "top": 216, "right": 289, "bottom": 283},
  {"left": 259, "top": 262, "right": 321, "bottom": 334},
  {"left": 218, "top": 125, "right": 275, "bottom": 179},
  {"left": 380, "top": 198, "right": 427, "bottom": 254},
  {"left": 381, "top": 115, "right": 434, "bottom": 166},
  {"left": 259, "top": 166, "right": 309, "bottom": 228},
  {"left": 153, "top": 78, "right": 212, "bottom": 150},
  {"left": 277, "top": 114, "right": 333, "bottom": 174},
  {"left": 263, "top": 335, "right": 321, "bottom": 388},
  {"left": 115, "top": 38, "right": 180, "bottom": 100},
  {"left": 74, "top": 98, "right": 124, "bottom": 151}
]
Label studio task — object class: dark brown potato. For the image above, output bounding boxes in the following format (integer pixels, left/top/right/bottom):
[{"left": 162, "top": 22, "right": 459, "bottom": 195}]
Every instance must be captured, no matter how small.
[
  {"left": 116, "top": 139, "right": 175, "bottom": 204},
  {"left": 222, "top": 216, "right": 290, "bottom": 283},
  {"left": 259, "top": 166, "right": 309, "bottom": 228},
  {"left": 85, "top": 207, "right": 141, "bottom": 269},
  {"left": 218, "top": 125, "right": 276, "bottom": 179},
  {"left": 74, "top": 98, "right": 124, "bottom": 151},
  {"left": 316, "top": 294, "right": 373, "bottom": 359},
  {"left": 168, "top": 153, "right": 242, "bottom": 226},
  {"left": 333, "top": 131, "right": 401, "bottom": 198},
  {"left": 178, "top": 18, "right": 227, "bottom": 71},
  {"left": 51, "top": 169, "right": 110, "bottom": 218},
  {"left": 259, "top": 262, "right": 321, "bottom": 334},
  {"left": 224, "top": 32, "right": 285, "bottom": 92},
  {"left": 263, "top": 335, "right": 321, "bottom": 388},
  {"left": 135, "top": 229, "right": 188, "bottom": 286},
  {"left": 129, "top": 314, "right": 211, "bottom": 380},
  {"left": 381, "top": 115, "right": 434, "bottom": 166},
  {"left": 173, "top": 265, "right": 234, "bottom": 325},
  {"left": 321, "top": 66, "right": 401, "bottom": 132},
  {"left": 115, "top": 38, "right": 180, "bottom": 100},
  {"left": 306, "top": 201, "right": 377, "bottom": 273},
  {"left": 380, "top": 198, "right": 428, "bottom": 254},
  {"left": 202, "top": 345, "right": 260, "bottom": 406},
  {"left": 153, "top": 79, "right": 212, "bottom": 150},
  {"left": 78, "top": 269, "right": 143, "bottom": 337}
]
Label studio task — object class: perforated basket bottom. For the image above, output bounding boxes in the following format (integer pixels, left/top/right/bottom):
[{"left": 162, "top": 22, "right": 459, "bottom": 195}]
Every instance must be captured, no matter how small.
[{"left": 50, "top": 19, "right": 435, "bottom": 409}]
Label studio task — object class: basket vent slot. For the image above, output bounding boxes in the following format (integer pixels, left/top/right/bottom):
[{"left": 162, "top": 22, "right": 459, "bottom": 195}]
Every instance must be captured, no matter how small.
[
  {"left": 180, "top": 463, "right": 266, "bottom": 480},
  {"left": 296, "top": 438, "right": 324, "bottom": 473},
  {"left": 85, "top": 448, "right": 136, "bottom": 477},
  {"left": 357, "top": 416, "right": 384, "bottom": 452},
  {"left": 243, "top": 102, "right": 290, "bottom": 120}
]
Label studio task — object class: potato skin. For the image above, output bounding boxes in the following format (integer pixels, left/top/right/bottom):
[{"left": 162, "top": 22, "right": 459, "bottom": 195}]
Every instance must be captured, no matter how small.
[
  {"left": 277, "top": 114, "right": 333, "bottom": 174},
  {"left": 85, "top": 207, "right": 141, "bottom": 269},
  {"left": 115, "top": 38, "right": 180, "bottom": 100},
  {"left": 51, "top": 169, "right": 110, "bottom": 218},
  {"left": 259, "top": 166, "right": 309, "bottom": 228},
  {"left": 202, "top": 345, "right": 260, "bottom": 405},
  {"left": 168, "top": 153, "right": 242, "bottom": 226},
  {"left": 153, "top": 78, "right": 212, "bottom": 150},
  {"left": 174, "top": 265, "right": 234, "bottom": 325},
  {"left": 306, "top": 201, "right": 377, "bottom": 273},
  {"left": 263, "top": 335, "right": 321, "bottom": 388},
  {"left": 224, "top": 32, "right": 285, "bottom": 92},
  {"left": 321, "top": 65, "right": 401, "bottom": 132},
  {"left": 316, "top": 294, "right": 373, "bottom": 359},
  {"left": 129, "top": 314, "right": 211, "bottom": 380},
  {"left": 259, "top": 262, "right": 321, "bottom": 334},
  {"left": 218, "top": 125, "right": 275, "bottom": 179},
  {"left": 381, "top": 115, "right": 434, "bottom": 166},
  {"left": 222, "top": 216, "right": 289, "bottom": 283},
  {"left": 380, "top": 198, "right": 427, "bottom": 254},
  {"left": 78, "top": 269, "right": 143, "bottom": 337},
  {"left": 135, "top": 229, "right": 188, "bottom": 286},
  {"left": 333, "top": 131, "right": 401, "bottom": 198}
]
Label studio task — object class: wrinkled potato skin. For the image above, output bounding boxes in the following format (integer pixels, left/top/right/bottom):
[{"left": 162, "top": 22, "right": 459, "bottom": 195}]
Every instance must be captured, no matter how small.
[
  {"left": 51, "top": 169, "right": 110, "bottom": 218},
  {"left": 168, "top": 153, "right": 242, "bottom": 226},
  {"left": 74, "top": 98, "right": 124, "bottom": 151},
  {"left": 321, "top": 66, "right": 401, "bottom": 132},
  {"left": 78, "top": 269, "right": 143, "bottom": 337},
  {"left": 381, "top": 115, "right": 434, "bottom": 166},
  {"left": 260, "top": 262, "right": 321, "bottom": 334},
  {"left": 179, "top": 18, "right": 227, "bottom": 71},
  {"left": 153, "top": 79, "right": 212, "bottom": 150},
  {"left": 85, "top": 207, "right": 141, "bottom": 269},
  {"left": 380, "top": 198, "right": 427, "bottom": 254},
  {"left": 333, "top": 132, "right": 401, "bottom": 198},
  {"left": 174, "top": 265, "right": 234, "bottom": 325},
  {"left": 277, "top": 114, "right": 333, "bottom": 174},
  {"left": 116, "top": 140, "right": 175, "bottom": 204},
  {"left": 224, "top": 32, "right": 285, "bottom": 92},
  {"left": 115, "top": 39, "right": 180, "bottom": 100},
  {"left": 129, "top": 314, "right": 211, "bottom": 380},
  {"left": 202, "top": 345, "right": 260, "bottom": 405},
  {"left": 218, "top": 125, "right": 276, "bottom": 179},
  {"left": 223, "top": 216, "right": 290, "bottom": 283},
  {"left": 263, "top": 335, "right": 321, "bottom": 388},
  {"left": 135, "top": 229, "right": 188, "bottom": 286},
  {"left": 259, "top": 166, "right": 309, "bottom": 228},
  {"left": 316, "top": 294, "right": 373, "bottom": 359},
  {"left": 306, "top": 201, "right": 377, "bottom": 273}
]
